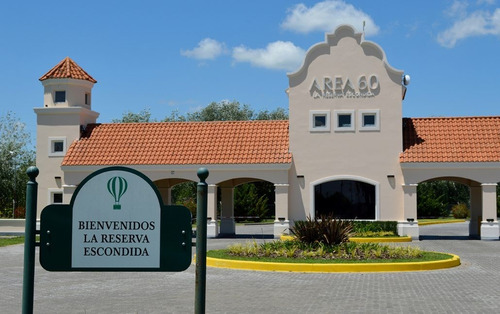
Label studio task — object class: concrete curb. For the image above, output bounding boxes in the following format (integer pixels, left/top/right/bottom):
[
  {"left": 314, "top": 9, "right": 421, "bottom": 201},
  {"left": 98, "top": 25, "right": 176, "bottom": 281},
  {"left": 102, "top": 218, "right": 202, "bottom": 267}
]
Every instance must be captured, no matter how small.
[{"left": 205, "top": 253, "right": 460, "bottom": 273}]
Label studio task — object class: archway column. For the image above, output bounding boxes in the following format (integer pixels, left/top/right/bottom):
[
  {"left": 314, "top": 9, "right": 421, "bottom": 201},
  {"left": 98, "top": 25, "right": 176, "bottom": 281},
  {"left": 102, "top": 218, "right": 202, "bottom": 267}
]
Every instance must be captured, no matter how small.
[
  {"left": 469, "top": 185, "right": 482, "bottom": 237},
  {"left": 274, "top": 184, "right": 289, "bottom": 238},
  {"left": 480, "top": 183, "right": 499, "bottom": 240},
  {"left": 157, "top": 186, "right": 172, "bottom": 205},
  {"left": 207, "top": 184, "right": 219, "bottom": 238},
  {"left": 398, "top": 184, "right": 419, "bottom": 239},
  {"left": 220, "top": 187, "right": 235, "bottom": 235}
]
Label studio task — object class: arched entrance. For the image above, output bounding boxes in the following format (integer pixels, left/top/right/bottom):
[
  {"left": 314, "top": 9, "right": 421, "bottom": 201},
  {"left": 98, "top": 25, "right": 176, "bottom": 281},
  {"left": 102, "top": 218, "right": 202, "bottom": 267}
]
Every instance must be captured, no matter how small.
[
  {"left": 217, "top": 178, "right": 276, "bottom": 238},
  {"left": 311, "top": 176, "right": 379, "bottom": 220},
  {"left": 416, "top": 177, "right": 481, "bottom": 239}
]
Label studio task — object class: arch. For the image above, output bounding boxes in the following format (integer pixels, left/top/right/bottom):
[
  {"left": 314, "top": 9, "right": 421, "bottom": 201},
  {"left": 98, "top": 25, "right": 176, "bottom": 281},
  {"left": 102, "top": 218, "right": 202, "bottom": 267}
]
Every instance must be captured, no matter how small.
[
  {"left": 310, "top": 175, "right": 379, "bottom": 220},
  {"left": 418, "top": 176, "right": 480, "bottom": 187}
]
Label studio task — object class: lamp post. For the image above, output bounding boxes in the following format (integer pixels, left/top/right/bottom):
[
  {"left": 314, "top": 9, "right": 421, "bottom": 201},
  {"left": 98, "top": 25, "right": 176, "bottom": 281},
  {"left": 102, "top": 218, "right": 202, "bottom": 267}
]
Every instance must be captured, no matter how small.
[{"left": 9, "top": 151, "right": 16, "bottom": 218}]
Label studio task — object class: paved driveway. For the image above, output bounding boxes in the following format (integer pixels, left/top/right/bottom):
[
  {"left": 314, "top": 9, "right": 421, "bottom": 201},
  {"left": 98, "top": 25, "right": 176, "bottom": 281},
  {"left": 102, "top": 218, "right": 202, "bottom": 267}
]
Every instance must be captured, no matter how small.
[{"left": 1, "top": 222, "right": 499, "bottom": 313}]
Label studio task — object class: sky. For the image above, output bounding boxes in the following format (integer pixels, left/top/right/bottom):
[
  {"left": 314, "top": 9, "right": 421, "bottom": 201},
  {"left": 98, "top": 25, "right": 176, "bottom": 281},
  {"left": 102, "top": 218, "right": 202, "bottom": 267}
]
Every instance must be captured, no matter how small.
[{"left": 1, "top": 0, "right": 500, "bottom": 143}]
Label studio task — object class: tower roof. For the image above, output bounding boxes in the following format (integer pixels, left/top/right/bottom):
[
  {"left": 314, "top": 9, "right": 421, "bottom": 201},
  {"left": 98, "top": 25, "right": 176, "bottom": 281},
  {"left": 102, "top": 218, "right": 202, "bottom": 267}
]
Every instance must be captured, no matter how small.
[{"left": 39, "top": 57, "right": 97, "bottom": 83}]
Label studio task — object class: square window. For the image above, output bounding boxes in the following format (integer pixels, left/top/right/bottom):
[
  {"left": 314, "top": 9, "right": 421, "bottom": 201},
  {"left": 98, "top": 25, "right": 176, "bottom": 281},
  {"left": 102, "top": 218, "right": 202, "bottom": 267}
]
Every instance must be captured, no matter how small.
[
  {"left": 314, "top": 115, "right": 326, "bottom": 127},
  {"left": 309, "top": 110, "right": 330, "bottom": 132},
  {"left": 55, "top": 91, "right": 66, "bottom": 103},
  {"left": 53, "top": 141, "right": 64, "bottom": 152},
  {"left": 358, "top": 110, "right": 380, "bottom": 131},
  {"left": 48, "top": 137, "right": 66, "bottom": 156},
  {"left": 334, "top": 110, "right": 355, "bottom": 132},
  {"left": 53, "top": 193, "right": 63, "bottom": 203},
  {"left": 363, "top": 114, "right": 376, "bottom": 126},
  {"left": 338, "top": 114, "right": 351, "bottom": 127}
]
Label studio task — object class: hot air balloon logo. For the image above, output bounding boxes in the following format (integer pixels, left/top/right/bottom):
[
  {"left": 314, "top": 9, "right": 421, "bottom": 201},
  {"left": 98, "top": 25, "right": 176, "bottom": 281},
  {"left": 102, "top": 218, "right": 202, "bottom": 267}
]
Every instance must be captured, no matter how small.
[{"left": 107, "top": 176, "right": 128, "bottom": 210}]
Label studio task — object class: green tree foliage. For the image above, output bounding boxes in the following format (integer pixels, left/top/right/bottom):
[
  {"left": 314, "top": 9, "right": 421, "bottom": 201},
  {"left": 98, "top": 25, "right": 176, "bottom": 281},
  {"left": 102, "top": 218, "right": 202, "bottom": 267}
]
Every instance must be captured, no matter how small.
[
  {"left": 0, "top": 112, "right": 35, "bottom": 217},
  {"left": 162, "top": 101, "right": 288, "bottom": 122},
  {"left": 497, "top": 185, "right": 500, "bottom": 217},
  {"left": 186, "top": 101, "right": 254, "bottom": 121},
  {"left": 234, "top": 182, "right": 273, "bottom": 221},
  {"left": 112, "top": 108, "right": 154, "bottom": 123},
  {"left": 255, "top": 107, "right": 288, "bottom": 120},
  {"left": 171, "top": 181, "right": 197, "bottom": 218},
  {"left": 451, "top": 203, "right": 470, "bottom": 219},
  {"left": 417, "top": 181, "right": 470, "bottom": 218}
]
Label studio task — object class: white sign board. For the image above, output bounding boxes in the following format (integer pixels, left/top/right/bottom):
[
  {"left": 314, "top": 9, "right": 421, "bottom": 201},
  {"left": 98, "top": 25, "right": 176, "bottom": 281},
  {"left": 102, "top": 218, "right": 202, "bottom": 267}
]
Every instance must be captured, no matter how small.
[{"left": 71, "top": 170, "right": 161, "bottom": 268}]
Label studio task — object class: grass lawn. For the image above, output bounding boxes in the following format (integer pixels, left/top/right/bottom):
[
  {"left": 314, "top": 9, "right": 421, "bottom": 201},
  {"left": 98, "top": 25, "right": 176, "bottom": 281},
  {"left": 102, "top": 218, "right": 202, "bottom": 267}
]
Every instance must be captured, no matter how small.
[
  {"left": 207, "top": 249, "right": 452, "bottom": 264},
  {"left": 0, "top": 236, "right": 25, "bottom": 247},
  {"left": 418, "top": 218, "right": 466, "bottom": 225}
]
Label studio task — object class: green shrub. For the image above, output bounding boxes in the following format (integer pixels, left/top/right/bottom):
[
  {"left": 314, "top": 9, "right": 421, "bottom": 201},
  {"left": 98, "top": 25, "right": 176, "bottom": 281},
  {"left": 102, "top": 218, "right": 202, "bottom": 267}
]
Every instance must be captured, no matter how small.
[
  {"left": 224, "top": 240, "right": 424, "bottom": 260},
  {"left": 289, "top": 215, "right": 352, "bottom": 245},
  {"left": 352, "top": 221, "right": 397, "bottom": 234},
  {"left": 451, "top": 203, "right": 470, "bottom": 219}
]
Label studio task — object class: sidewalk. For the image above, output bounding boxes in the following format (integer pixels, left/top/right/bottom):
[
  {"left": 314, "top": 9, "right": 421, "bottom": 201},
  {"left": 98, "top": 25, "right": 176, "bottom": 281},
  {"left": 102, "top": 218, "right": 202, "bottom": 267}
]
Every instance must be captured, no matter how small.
[{"left": 0, "top": 219, "right": 29, "bottom": 236}]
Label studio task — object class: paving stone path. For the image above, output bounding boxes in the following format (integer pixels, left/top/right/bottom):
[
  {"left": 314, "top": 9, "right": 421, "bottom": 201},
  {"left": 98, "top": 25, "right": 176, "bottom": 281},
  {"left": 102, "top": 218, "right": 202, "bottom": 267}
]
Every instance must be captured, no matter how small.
[{"left": 1, "top": 222, "right": 499, "bottom": 313}]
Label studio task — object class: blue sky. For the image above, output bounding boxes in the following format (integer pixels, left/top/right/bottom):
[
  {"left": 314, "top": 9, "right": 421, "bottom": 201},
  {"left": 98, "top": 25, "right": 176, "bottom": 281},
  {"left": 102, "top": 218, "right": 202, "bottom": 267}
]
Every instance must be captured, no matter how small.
[{"left": 1, "top": 0, "right": 500, "bottom": 142}]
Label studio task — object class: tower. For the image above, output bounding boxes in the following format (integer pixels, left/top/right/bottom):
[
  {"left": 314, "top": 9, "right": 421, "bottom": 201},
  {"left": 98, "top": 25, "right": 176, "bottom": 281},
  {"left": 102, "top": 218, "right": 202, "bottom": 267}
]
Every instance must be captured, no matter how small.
[{"left": 34, "top": 57, "right": 99, "bottom": 217}]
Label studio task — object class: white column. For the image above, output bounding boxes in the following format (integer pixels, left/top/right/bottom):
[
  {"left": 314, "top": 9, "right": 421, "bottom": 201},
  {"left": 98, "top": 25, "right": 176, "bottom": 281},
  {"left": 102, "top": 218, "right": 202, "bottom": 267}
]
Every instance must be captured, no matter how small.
[
  {"left": 220, "top": 187, "right": 235, "bottom": 235},
  {"left": 469, "top": 185, "right": 482, "bottom": 237},
  {"left": 398, "top": 184, "right": 419, "bottom": 239},
  {"left": 158, "top": 187, "right": 172, "bottom": 205},
  {"left": 274, "top": 184, "right": 289, "bottom": 238},
  {"left": 480, "top": 183, "right": 499, "bottom": 240},
  {"left": 207, "top": 184, "right": 219, "bottom": 238}
]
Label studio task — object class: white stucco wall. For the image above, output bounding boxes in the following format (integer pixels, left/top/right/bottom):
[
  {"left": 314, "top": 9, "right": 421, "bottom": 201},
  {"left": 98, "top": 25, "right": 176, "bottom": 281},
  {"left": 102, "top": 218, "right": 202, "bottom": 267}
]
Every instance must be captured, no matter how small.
[{"left": 287, "top": 25, "right": 405, "bottom": 223}]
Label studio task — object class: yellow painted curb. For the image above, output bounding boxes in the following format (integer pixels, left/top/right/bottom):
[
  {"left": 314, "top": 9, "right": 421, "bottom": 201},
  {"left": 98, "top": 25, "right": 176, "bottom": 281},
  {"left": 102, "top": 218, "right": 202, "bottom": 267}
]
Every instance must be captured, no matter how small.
[
  {"left": 206, "top": 253, "right": 460, "bottom": 273},
  {"left": 280, "top": 235, "right": 412, "bottom": 243},
  {"left": 418, "top": 220, "right": 465, "bottom": 226}
]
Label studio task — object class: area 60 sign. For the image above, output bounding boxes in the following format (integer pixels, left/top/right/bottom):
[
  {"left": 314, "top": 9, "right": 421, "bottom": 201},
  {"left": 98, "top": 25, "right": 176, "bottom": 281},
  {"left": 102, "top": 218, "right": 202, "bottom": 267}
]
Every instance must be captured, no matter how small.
[{"left": 39, "top": 166, "right": 192, "bottom": 272}]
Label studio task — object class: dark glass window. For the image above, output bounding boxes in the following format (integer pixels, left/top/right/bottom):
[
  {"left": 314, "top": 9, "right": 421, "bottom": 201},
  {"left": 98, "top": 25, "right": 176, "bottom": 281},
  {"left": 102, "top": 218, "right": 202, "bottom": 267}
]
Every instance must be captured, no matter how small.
[
  {"left": 363, "top": 114, "right": 376, "bottom": 126},
  {"left": 338, "top": 114, "right": 351, "bottom": 127},
  {"left": 53, "top": 193, "right": 63, "bottom": 203},
  {"left": 55, "top": 91, "right": 66, "bottom": 103},
  {"left": 314, "top": 115, "right": 326, "bottom": 127},
  {"left": 314, "top": 180, "right": 375, "bottom": 219},
  {"left": 85, "top": 93, "right": 90, "bottom": 105},
  {"left": 53, "top": 141, "right": 64, "bottom": 152}
]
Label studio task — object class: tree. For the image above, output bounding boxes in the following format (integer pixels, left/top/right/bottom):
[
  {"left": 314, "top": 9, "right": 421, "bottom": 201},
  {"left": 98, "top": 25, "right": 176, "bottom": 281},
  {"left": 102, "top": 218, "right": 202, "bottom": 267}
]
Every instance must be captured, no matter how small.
[
  {"left": 0, "top": 112, "right": 35, "bottom": 217},
  {"left": 186, "top": 101, "right": 254, "bottom": 121},
  {"left": 171, "top": 181, "right": 197, "bottom": 218},
  {"left": 255, "top": 107, "right": 288, "bottom": 120},
  {"left": 161, "top": 101, "right": 288, "bottom": 122},
  {"left": 417, "top": 180, "right": 470, "bottom": 218},
  {"left": 112, "top": 108, "right": 154, "bottom": 123}
]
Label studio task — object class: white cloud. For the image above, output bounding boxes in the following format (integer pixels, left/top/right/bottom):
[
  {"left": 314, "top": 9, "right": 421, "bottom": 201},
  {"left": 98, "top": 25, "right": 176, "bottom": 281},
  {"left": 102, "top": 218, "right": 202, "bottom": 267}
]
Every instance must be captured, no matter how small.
[
  {"left": 180, "top": 38, "right": 226, "bottom": 60},
  {"left": 437, "top": 7, "right": 500, "bottom": 47},
  {"left": 232, "top": 41, "right": 306, "bottom": 71},
  {"left": 281, "top": 0, "right": 379, "bottom": 36},
  {"left": 446, "top": 0, "right": 469, "bottom": 18},
  {"left": 477, "top": 0, "right": 496, "bottom": 5}
]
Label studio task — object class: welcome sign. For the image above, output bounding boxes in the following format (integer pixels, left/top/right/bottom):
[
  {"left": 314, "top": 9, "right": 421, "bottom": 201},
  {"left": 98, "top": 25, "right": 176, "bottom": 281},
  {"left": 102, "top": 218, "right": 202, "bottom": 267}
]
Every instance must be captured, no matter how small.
[
  {"left": 40, "top": 167, "right": 192, "bottom": 272},
  {"left": 71, "top": 169, "right": 161, "bottom": 268}
]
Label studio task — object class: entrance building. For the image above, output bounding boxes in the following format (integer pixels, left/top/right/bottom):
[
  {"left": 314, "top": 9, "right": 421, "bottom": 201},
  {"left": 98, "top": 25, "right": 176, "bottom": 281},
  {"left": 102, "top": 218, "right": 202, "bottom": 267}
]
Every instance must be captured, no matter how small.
[{"left": 34, "top": 25, "right": 500, "bottom": 240}]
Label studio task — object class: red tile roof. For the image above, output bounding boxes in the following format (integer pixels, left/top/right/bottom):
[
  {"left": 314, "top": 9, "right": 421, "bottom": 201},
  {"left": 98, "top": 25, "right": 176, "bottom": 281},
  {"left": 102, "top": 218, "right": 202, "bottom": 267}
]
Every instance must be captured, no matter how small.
[
  {"left": 401, "top": 116, "right": 500, "bottom": 163},
  {"left": 39, "top": 57, "right": 97, "bottom": 83},
  {"left": 62, "top": 120, "right": 291, "bottom": 166}
]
